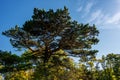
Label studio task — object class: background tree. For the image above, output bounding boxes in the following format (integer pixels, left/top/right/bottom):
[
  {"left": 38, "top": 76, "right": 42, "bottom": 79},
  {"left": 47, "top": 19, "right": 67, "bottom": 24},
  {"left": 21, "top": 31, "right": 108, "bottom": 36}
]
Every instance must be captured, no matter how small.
[
  {"left": 0, "top": 50, "right": 21, "bottom": 73},
  {"left": 105, "top": 53, "right": 120, "bottom": 80},
  {"left": 0, "top": 50, "right": 33, "bottom": 73},
  {"left": 0, "top": 50, "right": 34, "bottom": 79},
  {"left": 93, "top": 53, "right": 120, "bottom": 80}
]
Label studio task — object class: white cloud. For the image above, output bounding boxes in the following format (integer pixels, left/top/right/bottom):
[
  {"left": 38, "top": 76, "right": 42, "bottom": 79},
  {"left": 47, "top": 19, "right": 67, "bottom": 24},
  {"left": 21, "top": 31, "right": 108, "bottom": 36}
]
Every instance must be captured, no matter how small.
[
  {"left": 88, "top": 10, "right": 109, "bottom": 25},
  {"left": 76, "top": 0, "right": 120, "bottom": 29},
  {"left": 106, "top": 12, "right": 120, "bottom": 25},
  {"left": 88, "top": 10, "right": 102, "bottom": 22},
  {"left": 81, "top": 2, "right": 95, "bottom": 18},
  {"left": 76, "top": 0, "right": 83, "bottom": 12},
  {"left": 88, "top": 9, "right": 120, "bottom": 29},
  {"left": 85, "top": 2, "right": 94, "bottom": 13},
  {"left": 76, "top": 1, "right": 94, "bottom": 16}
]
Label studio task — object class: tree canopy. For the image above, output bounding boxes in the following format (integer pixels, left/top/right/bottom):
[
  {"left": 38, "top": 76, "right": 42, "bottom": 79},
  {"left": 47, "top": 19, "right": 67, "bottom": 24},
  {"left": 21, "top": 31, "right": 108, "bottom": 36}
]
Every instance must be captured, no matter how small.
[{"left": 2, "top": 7, "right": 99, "bottom": 64}]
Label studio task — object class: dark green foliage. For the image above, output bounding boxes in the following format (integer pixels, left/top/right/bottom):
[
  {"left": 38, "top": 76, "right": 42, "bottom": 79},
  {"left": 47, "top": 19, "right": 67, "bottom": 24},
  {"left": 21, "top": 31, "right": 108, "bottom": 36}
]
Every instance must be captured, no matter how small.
[
  {"left": 2, "top": 7, "right": 99, "bottom": 64},
  {"left": 92, "top": 53, "right": 120, "bottom": 80},
  {"left": 0, "top": 50, "right": 20, "bottom": 66},
  {"left": 106, "top": 53, "right": 120, "bottom": 79},
  {"left": 0, "top": 50, "right": 32, "bottom": 73}
]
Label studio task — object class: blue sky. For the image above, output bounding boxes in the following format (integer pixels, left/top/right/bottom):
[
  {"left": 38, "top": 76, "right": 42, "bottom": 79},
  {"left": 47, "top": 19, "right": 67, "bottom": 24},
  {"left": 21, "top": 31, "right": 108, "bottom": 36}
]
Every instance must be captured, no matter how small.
[{"left": 0, "top": 0, "right": 120, "bottom": 58}]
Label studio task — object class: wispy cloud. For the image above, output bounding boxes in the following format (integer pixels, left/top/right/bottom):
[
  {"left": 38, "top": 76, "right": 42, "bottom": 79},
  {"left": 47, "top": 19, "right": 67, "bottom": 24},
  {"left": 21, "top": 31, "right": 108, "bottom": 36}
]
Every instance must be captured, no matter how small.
[
  {"left": 77, "top": 6, "right": 82, "bottom": 12},
  {"left": 88, "top": 10, "right": 102, "bottom": 22},
  {"left": 84, "top": 2, "right": 94, "bottom": 14},
  {"left": 90, "top": 11, "right": 120, "bottom": 25},
  {"left": 88, "top": 11, "right": 120, "bottom": 29},
  {"left": 76, "top": 1, "right": 94, "bottom": 16},
  {"left": 106, "top": 12, "right": 120, "bottom": 25},
  {"left": 76, "top": 0, "right": 120, "bottom": 29}
]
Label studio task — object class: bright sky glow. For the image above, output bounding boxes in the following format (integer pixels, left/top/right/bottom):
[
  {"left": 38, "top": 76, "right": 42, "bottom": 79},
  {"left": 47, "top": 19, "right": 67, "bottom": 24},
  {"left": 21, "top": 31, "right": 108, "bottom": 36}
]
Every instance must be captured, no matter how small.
[{"left": 0, "top": 0, "right": 120, "bottom": 58}]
